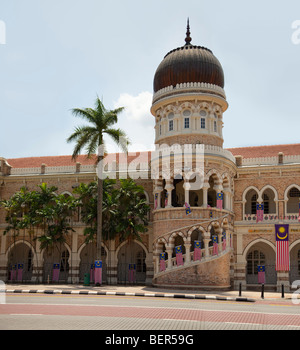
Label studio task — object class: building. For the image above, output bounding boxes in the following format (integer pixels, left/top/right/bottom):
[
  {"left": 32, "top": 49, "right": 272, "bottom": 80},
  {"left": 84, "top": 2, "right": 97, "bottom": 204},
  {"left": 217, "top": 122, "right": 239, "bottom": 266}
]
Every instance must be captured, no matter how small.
[{"left": 1, "top": 23, "right": 300, "bottom": 291}]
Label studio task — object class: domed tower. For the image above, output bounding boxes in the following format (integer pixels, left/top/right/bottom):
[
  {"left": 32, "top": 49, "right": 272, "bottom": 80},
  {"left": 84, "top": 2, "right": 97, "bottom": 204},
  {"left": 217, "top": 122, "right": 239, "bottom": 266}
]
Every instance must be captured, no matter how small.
[
  {"left": 151, "top": 21, "right": 236, "bottom": 290},
  {"left": 151, "top": 19, "right": 228, "bottom": 148}
]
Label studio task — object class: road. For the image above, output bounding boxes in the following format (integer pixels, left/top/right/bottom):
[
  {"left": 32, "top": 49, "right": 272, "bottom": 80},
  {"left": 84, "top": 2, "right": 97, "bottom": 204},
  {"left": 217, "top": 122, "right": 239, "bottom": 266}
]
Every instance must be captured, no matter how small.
[{"left": 0, "top": 293, "right": 300, "bottom": 333}]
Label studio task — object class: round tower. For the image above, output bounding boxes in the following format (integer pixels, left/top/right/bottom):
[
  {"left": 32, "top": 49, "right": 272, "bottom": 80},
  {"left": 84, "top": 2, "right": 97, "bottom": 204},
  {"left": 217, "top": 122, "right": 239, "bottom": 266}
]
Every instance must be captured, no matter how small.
[
  {"left": 151, "top": 21, "right": 236, "bottom": 290},
  {"left": 151, "top": 19, "right": 228, "bottom": 148}
]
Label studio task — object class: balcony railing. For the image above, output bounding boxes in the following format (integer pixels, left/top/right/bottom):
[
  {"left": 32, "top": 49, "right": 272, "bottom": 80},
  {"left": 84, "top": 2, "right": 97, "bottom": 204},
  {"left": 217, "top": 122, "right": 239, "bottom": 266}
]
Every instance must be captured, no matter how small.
[{"left": 243, "top": 213, "right": 300, "bottom": 222}]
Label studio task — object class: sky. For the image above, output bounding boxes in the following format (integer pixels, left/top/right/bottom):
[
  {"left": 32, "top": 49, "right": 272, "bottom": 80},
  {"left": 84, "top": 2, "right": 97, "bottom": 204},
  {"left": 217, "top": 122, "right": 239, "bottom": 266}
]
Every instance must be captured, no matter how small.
[{"left": 0, "top": 0, "right": 300, "bottom": 159}]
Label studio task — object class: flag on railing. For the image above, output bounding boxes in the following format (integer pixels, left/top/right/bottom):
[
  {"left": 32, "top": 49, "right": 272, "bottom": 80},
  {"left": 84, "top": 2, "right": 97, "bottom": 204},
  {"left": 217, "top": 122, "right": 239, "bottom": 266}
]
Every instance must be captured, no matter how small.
[
  {"left": 212, "top": 236, "right": 218, "bottom": 255},
  {"left": 11, "top": 264, "right": 17, "bottom": 281},
  {"left": 298, "top": 202, "right": 300, "bottom": 222},
  {"left": 175, "top": 245, "right": 184, "bottom": 266},
  {"left": 155, "top": 193, "right": 158, "bottom": 210},
  {"left": 128, "top": 263, "right": 136, "bottom": 283},
  {"left": 90, "top": 263, "right": 94, "bottom": 283},
  {"left": 256, "top": 204, "right": 264, "bottom": 222},
  {"left": 194, "top": 241, "right": 202, "bottom": 261},
  {"left": 52, "top": 263, "right": 60, "bottom": 282},
  {"left": 17, "top": 263, "right": 24, "bottom": 282},
  {"left": 159, "top": 253, "right": 166, "bottom": 271},
  {"left": 185, "top": 202, "right": 191, "bottom": 215},
  {"left": 165, "top": 192, "right": 168, "bottom": 207},
  {"left": 216, "top": 193, "right": 223, "bottom": 209},
  {"left": 275, "top": 224, "right": 290, "bottom": 271},
  {"left": 222, "top": 231, "right": 226, "bottom": 250},
  {"left": 94, "top": 260, "right": 102, "bottom": 284},
  {"left": 258, "top": 265, "right": 265, "bottom": 284}
]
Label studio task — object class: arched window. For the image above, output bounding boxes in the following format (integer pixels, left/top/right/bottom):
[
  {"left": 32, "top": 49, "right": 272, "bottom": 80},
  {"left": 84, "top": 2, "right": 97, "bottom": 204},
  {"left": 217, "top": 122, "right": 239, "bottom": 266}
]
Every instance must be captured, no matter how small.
[
  {"left": 251, "top": 194, "right": 257, "bottom": 214},
  {"left": 247, "top": 250, "right": 265, "bottom": 275},
  {"left": 287, "top": 187, "right": 300, "bottom": 213},
  {"left": 263, "top": 193, "right": 269, "bottom": 214}
]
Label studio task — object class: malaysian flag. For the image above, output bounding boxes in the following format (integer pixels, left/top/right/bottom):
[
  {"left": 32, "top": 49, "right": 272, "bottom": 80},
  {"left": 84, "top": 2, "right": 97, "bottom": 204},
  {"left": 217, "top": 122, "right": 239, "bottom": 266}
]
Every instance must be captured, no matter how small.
[
  {"left": 212, "top": 236, "right": 218, "bottom": 255},
  {"left": 155, "top": 193, "right": 158, "bottom": 210},
  {"left": 52, "top": 263, "right": 60, "bottom": 282},
  {"left": 90, "top": 263, "right": 94, "bottom": 283},
  {"left": 258, "top": 265, "right": 265, "bottom": 284},
  {"left": 216, "top": 193, "right": 223, "bottom": 209},
  {"left": 159, "top": 253, "right": 166, "bottom": 271},
  {"left": 185, "top": 202, "right": 191, "bottom": 215},
  {"left": 94, "top": 260, "right": 102, "bottom": 284},
  {"left": 17, "top": 263, "right": 24, "bottom": 282},
  {"left": 175, "top": 245, "right": 184, "bottom": 266},
  {"left": 256, "top": 204, "right": 264, "bottom": 223},
  {"left": 128, "top": 264, "right": 136, "bottom": 283},
  {"left": 165, "top": 192, "right": 168, "bottom": 207},
  {"left": 222, "top": 231, "right": 226, "bottom": 250},
  {"left": 275, "top": 224, "right": 290, "bottom": 271},
  {"left": 193, "top": 241, "right": 202, "bottom": 261}
]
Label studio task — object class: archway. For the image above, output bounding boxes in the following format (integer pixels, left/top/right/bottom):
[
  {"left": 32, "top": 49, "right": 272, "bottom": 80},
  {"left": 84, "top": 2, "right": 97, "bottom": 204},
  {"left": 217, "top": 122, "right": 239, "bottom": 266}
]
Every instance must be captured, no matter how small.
[
  {"left": 7, "top": 242, "right": 34, "bottom": 282},
  {"left": 290, "top": 241, "right": 300, "bottom": 284},
  {"left": 117, "top": 241, "right": 147, "bottom": 284},
  {"left": 42, "top": 244, "right": 71, "bottom": 283},
  {"left": 245, "top": 241, "right": 276, "bottom": 285},
  {"left": 79, "top": 243, "right": 107, "bottom": 283}
]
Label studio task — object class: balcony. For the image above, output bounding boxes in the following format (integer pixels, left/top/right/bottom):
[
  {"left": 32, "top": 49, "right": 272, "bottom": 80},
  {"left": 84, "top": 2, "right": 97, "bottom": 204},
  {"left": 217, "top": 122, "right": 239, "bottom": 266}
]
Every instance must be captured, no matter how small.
[{"left": 243, "top": 213, "right": 300, "bottom": 223}]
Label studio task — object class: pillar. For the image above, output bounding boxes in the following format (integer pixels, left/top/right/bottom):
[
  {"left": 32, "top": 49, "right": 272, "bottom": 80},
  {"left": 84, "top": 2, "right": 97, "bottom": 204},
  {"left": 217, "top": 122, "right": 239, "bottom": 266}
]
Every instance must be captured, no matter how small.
[{"left": 164, "top": 179, "right": 174, "bottom": 208}]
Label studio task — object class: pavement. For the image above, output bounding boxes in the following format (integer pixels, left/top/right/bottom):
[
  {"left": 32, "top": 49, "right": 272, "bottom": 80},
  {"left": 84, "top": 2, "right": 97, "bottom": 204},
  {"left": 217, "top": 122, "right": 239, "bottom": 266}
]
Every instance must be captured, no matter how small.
[{"left": 3, "top": 283, "right": 298, "bottom": 303}]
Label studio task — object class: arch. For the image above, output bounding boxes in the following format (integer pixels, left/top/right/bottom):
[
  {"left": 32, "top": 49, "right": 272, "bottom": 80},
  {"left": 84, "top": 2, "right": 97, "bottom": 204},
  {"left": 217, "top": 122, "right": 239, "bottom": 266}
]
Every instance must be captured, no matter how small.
[
  {"left": 285, "top": 185, "right": 300, "bottom": 214},
  {"left": 284, "top": 184, "right": 300, "bottom": 201},
  {"left": 60, "top": 191, "right": 73, "bottom": 197},
  {"left": 242, "top": 186, "right": 259, "bottom": 202},
  {"left": 260, "top": 185, "right": 278, "bottom": 201},
  {"left": 242, "top": 238, "right": 275, "bottom": 261},
  {"left": 116, "top": 240, "right": 148, "bottom": 284},
  {"left": 6, "top": 239, "right": 36, "bottom": 262},
  {"left": 6, "top": 241, "right": 36, "bottom": 282},
  {"left": 187, "top": 225, "right": 206, "bottom": 240},
  {"left": 205, "top": 169, "right": 222, "bottom": 184},
  {"left": 244, "top": 239, "right": 276, "bottom": 285},
  {"left": 168, "top": 231, "right": 186, "bottom": 246}
]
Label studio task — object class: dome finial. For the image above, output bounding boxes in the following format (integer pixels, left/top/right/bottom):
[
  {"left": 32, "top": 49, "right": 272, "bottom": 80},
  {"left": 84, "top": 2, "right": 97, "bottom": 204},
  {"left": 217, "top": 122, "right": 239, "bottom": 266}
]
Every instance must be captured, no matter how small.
[{"left": 185, "top": 18, "right": 192, "bottom": 45}]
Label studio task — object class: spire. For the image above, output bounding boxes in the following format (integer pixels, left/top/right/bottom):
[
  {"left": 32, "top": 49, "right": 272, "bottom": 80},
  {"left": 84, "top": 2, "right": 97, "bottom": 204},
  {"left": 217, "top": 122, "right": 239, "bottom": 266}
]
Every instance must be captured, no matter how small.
[{"left": 185, "top": 18, "right": 192, "bottom": 45}]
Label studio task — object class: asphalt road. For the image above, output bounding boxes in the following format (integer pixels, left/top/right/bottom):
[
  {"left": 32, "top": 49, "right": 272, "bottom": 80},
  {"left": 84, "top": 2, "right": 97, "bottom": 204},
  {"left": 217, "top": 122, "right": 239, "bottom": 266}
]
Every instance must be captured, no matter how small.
[{"left": 1, "top": 293, "right": 300, "bottom": 333}]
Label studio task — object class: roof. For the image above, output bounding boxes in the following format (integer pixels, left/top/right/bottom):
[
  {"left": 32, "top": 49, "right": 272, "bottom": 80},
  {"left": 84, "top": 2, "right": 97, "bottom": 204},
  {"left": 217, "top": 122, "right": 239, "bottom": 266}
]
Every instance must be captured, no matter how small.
[
  {"left": 6, "top": 152, "right": 152, "bottom": 169},
  {"left": 5, "top": 144, "right": 300, "bottom": 169},
  {"left": 227, "top": 144, "right": 300, "bottom": 159}
]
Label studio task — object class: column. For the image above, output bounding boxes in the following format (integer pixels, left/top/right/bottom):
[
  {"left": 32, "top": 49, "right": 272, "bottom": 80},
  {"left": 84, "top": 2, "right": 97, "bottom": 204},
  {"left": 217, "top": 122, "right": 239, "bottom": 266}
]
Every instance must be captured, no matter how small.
[
  {"left": 184, "top": 243, "right": 191, "bottom": 264},
  {"left": 164, "top": 179, "right": 174, "bottom": 208},
  {"left": 183, "top": 179, "right": 190, "bottom": 205},
  {"left": 202, "top": 183, "right": 209, "bottom": 208},
  {"left": 203, "top": 238, "right": 210, "bottom": 258},
  {"left": 166, "top": 247, "right": 173, "bottom": 270}
]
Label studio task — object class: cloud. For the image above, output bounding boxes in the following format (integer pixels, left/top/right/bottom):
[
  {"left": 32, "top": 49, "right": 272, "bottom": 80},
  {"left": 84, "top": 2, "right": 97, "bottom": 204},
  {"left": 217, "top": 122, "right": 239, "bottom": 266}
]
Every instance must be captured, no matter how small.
[
  {"left": 104, "top": 91, "right": 155, "bottom": 153},
  {"left": 114, "top": 91, "right": 153, "bottom": 122}
]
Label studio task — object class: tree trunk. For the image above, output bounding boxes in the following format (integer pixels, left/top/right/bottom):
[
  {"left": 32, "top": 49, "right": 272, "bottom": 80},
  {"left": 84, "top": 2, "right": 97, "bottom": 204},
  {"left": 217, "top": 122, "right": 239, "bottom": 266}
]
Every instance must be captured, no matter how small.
[{"left": 96, "top": 155, "right": 103, "bottom": 261}]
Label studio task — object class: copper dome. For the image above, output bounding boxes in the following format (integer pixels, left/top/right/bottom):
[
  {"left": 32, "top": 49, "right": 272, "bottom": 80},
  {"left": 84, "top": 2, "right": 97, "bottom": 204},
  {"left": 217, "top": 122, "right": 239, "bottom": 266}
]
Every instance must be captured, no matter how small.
[{"left": 153, "top": 23, "right": 224, "bottom": 93}]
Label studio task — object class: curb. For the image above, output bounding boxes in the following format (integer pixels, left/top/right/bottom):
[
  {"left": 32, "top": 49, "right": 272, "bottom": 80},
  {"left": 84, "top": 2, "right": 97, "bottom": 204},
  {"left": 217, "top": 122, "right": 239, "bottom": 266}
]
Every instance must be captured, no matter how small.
[{"left": 5, "top": 288, "right": 256, "bottom": 302}]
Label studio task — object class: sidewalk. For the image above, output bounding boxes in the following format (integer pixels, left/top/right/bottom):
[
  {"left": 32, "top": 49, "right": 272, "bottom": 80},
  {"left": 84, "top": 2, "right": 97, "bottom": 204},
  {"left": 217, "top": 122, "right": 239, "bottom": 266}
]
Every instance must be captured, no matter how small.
[{"left": 4, "top": 283, "right": 297, "bottom": 303}]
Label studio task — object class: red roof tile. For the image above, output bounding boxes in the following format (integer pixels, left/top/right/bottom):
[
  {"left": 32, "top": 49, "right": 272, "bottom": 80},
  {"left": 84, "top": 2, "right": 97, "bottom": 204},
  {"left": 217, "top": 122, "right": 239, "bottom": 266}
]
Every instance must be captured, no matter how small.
[
  {"left": 226, "top": 144, "right": 300, "bottom": 159},
  {"left": 5, "top": 145, "right": 300, "bottom": 168},
  {"left": 7, "top": 151, "right": 152, "bottom": 169}
]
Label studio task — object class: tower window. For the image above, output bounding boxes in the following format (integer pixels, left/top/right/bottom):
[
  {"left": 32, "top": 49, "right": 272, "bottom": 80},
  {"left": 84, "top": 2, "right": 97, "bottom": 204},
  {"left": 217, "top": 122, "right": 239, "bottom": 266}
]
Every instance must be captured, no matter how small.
[
  {"left": 214, "top": 121, "right": 217, "bottom": 132},
  {"left": 201, "top": 118, "right": 205, "bottom": 129},
  {"left": 159, "top": 124, "right": 162, "bottom": 135},
  {"left": 169, "top": 120, "right": 173, "bottom": 131},
  {"left": 184, "top": 118, "right": 190, "bottom": 129}
]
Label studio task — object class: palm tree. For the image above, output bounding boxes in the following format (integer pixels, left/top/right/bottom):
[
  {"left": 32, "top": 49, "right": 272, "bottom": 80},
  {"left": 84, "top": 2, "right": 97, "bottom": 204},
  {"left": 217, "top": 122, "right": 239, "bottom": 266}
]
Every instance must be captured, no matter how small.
[{"left": 67, "top": 96, "right": 129, "bottom": 264}]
